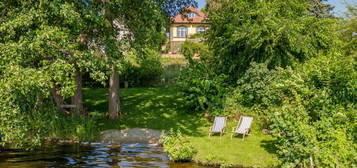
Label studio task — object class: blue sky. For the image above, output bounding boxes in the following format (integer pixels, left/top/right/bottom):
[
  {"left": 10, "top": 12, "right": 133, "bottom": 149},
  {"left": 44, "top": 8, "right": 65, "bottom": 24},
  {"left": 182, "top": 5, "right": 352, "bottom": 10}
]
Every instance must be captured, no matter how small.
[
  {"left": 326, "top": 0, "right": 356, "bottom": 16},
  {"left": 197, "top": 0, "right": 356, "bottom": 17},
  {"left": 197, "top": 0, "right": 206, "bottom": 9}
]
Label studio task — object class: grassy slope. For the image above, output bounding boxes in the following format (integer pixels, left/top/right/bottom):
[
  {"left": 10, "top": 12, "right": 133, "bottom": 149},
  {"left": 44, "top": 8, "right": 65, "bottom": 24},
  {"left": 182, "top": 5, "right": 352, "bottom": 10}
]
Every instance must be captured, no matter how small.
[{"left": 83, "top": 87, "right": 278, "bottom": 167}]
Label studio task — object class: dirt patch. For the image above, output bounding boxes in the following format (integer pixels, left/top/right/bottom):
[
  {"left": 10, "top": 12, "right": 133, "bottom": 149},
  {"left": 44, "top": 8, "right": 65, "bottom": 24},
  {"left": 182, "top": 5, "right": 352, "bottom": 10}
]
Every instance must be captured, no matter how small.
[{"left": 100, "top": 128, "right": 164, "bottom": 144}]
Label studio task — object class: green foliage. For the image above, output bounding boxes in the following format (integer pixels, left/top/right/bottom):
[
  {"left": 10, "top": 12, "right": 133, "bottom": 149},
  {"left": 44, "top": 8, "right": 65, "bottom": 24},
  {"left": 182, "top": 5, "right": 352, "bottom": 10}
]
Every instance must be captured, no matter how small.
[
  {"left": 309, "top": 0, "right": 335, "bottom": 18},
  {"left": 121, "top": 49, "right": 163, "bottom": 87},
  {"left": 0, "top": 66, "right": 50, "bottom": 149},
  {"left": 179, "top": 41, "right": 230, "bottom": 115},
  {"left": 179, "top": 0, "right": 342, "bottom": 115},
  {"left": 177, "top": 1, "right": 355, "bottom": 167},
  {"left": 0, "top": 0, "right": 196, "bottom": 149},
  {"left": 299, "top": 55, "right": 356, "bottom": 106},
  {"left": 188, "top": 33, "right": 205, "bottom": 39},
  {"left": 161, "top": 129, "right": 197, "bottom": 161},
  {"left": 84, "top": 48, "right": 165, "bottom": 88},
  {"left": 224, "top": 54, "right": 357, "bottom": 167},
  {"left": 219, "top": 162, "right": 233, "bottom": 168},
  {"left": 235, "top": 63, "right": 280, "bottom": 107},
  {"left": 178, "top": 61, "right": 229, "bottom": 114},
  {"left": 270, "top": 96, "right": 356, "bottom": 167},
  {"left": 206, "top": 0, "right": 340, "bottom": 80},
  {"left": 135, "top": 49, "right": 164, "bottom": 86},
  {"left": 160, "top": 58, "right": 187, "bottom": 87},
  {"left": 339, "top": 5, "right": 357, "bottom": 57},
  {"left": 47, "top": 113, "right": 98, "bottom": 142},
  {"left": 0, "top": 0, "right": 105, "bottom": 149},
  {"left": 0, "top": 66, "right": 98, "bottom": 149},
  {"left": 180, "top": 41, "right": 211, "bottom": 61}
]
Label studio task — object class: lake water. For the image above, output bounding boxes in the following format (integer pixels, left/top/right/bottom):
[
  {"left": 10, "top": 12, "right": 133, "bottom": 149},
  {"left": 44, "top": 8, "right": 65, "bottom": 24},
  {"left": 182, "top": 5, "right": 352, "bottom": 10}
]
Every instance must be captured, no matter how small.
[{"left": 0, "top": 143, "right": 206, "bottom": 168}]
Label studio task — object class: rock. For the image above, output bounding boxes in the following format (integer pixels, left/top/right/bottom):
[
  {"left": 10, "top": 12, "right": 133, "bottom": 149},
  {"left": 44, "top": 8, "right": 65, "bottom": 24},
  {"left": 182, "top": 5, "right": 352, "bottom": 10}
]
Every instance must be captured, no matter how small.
[
  {"left": 262, "top": 129, "right": 272, "bottom": 135},
  {"left": 100, "top": 128, "right": 164, "bottom": 144}
]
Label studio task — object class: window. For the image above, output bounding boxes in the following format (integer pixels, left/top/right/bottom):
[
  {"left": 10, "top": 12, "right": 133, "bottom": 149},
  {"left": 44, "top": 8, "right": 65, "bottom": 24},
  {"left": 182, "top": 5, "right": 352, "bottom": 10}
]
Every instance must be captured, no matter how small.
[
  {"left": 197, "top": 26, "right": 205, "bottom": 33},
  {"left": 177, "top": 26, "right": 187, "bottom": 38},
  {"left": 187, "top": 13, "right": 196, "bottom": 18}
]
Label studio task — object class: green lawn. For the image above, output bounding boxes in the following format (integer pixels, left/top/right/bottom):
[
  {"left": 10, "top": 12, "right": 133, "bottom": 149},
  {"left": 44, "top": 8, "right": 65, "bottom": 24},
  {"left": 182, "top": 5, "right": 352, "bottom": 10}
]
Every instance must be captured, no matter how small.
[
  {"left": 83, "top": 87, "right": 278, "bottom": 167},
  {"left": 188, "top": 124, "right": 278, "bottom": 167}
]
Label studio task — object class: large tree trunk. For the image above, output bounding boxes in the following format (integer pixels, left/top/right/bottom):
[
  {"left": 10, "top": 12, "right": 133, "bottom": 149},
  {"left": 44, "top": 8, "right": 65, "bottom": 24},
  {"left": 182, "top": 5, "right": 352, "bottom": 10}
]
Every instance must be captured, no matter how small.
[
  {"left": 72, "top": 68, "right": 85, "bottom": 115},
  {"left": 50, "top": 84, "right": 70, "bottom": 114},
  {"left": 108, "top": 65, "right": 121, "bottom": 120}
]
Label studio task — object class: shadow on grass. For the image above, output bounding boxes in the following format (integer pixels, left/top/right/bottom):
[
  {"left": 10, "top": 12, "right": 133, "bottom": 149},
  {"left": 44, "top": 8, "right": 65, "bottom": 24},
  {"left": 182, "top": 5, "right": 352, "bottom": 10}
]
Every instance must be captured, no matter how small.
[
  {"left": 260, "top": 139, "right": 278, "bottom": 155},
  {"left": 83, "top": 87, "right": 205, "bottom": 137}
]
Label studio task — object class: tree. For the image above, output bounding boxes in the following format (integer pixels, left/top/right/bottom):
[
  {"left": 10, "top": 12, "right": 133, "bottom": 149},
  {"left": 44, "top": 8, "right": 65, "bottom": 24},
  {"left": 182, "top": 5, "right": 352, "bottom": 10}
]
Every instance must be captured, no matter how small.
[
  {"left": 100, "top": 0, "right": 197, "bottom": 120},
  {"left": 0, "top": 1, "right": 107, "bottom": 115},
  {"left": 340, "top": 5, "right": 357, "bottom": 57},
  {"left": 205, "top": 0, "right": 339, "bottom": 82},
  {"left": 0, "top": 0, "right": 198, "bottom": 148},
  {"left": 0, "top": 0, "right": 109, "bottom": 147},
  {"left": 309, "top": 0, "right": 334, "bottom": 18}
]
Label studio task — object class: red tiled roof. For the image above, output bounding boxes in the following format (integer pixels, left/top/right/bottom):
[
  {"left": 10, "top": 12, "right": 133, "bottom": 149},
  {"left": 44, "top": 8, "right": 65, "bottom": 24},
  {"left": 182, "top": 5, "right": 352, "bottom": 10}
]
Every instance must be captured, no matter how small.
[{"left": 172, "top": 6, "right": 208, "bottom": 24}]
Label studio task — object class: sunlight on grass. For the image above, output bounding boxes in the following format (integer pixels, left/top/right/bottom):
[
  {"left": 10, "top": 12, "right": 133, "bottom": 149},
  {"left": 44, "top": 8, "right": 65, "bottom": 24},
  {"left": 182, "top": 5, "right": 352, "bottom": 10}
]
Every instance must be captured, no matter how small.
[
  {"left": 189, "top": 121, "right": 278, "bottom": 167},
  {"left": 83, "top": 87, "right": 278, "bottom": 167}
]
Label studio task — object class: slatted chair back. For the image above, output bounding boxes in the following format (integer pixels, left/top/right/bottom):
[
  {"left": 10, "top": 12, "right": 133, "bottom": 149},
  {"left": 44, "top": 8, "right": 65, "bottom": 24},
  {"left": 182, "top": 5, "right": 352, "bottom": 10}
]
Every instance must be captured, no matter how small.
[
  {"left": 231, "top": 116, "right": 253, "bottom": 140},
  {"left": 209, "top": 117, "right": 227, "bottom": 137}
]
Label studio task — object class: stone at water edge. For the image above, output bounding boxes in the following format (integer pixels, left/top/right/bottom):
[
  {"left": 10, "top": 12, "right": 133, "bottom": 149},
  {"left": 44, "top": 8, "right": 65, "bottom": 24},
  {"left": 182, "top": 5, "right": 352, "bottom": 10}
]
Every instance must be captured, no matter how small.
[{"left": 100, "top": 128, "right": 164, "bottom": 144}]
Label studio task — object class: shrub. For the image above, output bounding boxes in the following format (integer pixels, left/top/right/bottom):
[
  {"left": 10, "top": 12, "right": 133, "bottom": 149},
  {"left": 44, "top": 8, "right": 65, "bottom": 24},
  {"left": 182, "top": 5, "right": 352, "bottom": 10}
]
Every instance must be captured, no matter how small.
[
  {"left": 180, "top": 41, "right": 211, "bottom": 61},
  {"left": 47, "top": 112, "right": 99, "bottom": 142},
  {"left": 0, "top": 66, "right": 52, "bottom": 149},
  {"left": 178, "top": 41, "right": 230, "bottom": 115},
  {"left": 222, "top": 54, "right": 356, "bottom": 166},
  {"left": 223, "top": 63, "right": 290, "bottom": 127},
  {"left": 121, "top": 49, "right": 164, "bottom": 87},
  {"left": 137, "top": 49, "right": 164, "bottom": 86},
  {"left": 268, "top": 55, "right": 357, "bottom": 167},
  {"left": 161, "top": 129, "right": 197, "bottom": 162},
  {"left": 235, "top": 62, "right": 280, "bottom": 107},
  {"left": 270, "top": 95, "right": 356, "bottom": 167},
  {"left": 178, "top": 62, "right": 229, "bottom": 114},
  {"left": 0, "top": 66, "right": 99, "bottom": 149}
]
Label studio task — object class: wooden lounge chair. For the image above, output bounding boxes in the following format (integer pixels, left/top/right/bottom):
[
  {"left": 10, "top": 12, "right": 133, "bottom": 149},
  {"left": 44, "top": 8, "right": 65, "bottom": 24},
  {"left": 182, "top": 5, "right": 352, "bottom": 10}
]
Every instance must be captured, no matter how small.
[
  {"left": 231, "top": 116, "right": 253, "bottom": 140},
  {"left": 209, "top": 117, "right": 227, "bottom": 137}
]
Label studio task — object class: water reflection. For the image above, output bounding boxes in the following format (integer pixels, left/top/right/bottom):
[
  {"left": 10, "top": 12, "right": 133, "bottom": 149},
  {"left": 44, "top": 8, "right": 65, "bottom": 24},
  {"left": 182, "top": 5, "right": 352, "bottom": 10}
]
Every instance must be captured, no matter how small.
[{"left": 0, "top": 143, "right": 206, "bottom": 168}]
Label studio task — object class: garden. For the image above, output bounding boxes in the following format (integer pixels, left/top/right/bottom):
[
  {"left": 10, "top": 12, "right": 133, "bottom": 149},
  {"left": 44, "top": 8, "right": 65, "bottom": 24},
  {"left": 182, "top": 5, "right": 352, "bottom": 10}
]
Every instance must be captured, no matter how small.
[{"left": 0, "top": 0, "right": 356, "bottom": 168}]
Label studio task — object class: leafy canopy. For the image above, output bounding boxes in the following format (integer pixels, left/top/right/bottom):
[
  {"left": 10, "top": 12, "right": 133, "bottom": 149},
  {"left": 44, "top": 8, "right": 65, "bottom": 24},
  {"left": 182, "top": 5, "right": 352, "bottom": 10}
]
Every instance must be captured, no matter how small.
[
  {"left": 0, "top": 0, "right": 197, "bottom": 149},
  {"left": 206, "top": 0, "right": 339, "bottom": 80}
]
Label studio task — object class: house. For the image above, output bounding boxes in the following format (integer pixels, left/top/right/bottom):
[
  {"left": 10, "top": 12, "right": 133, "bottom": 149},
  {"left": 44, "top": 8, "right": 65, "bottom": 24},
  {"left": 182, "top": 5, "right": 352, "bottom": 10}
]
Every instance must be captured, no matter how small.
[{"left": 168, "top": 6, "right": 209, "bottom": 53}]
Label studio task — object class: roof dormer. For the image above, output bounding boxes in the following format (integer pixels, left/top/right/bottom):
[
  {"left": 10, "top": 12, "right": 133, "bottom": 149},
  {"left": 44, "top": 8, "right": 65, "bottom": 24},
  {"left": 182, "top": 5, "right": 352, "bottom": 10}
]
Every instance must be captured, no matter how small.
[{"left": 187, "top": 12, "right": 197, "bottom": 19}]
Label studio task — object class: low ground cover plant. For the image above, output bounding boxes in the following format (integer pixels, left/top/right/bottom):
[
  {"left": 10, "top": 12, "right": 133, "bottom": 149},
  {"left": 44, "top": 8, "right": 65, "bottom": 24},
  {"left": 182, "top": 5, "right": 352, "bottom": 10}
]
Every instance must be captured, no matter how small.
[{"left": 161, "top": 129, "right": 197, "bottom": 162}]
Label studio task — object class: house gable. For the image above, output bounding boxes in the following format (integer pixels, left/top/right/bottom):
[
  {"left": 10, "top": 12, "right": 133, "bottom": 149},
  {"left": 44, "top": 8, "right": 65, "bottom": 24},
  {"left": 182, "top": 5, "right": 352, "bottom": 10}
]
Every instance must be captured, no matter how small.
[
  {"left": 168, "top": 6, "right": 209, "bottom": 54},
  {"left": 171, "top": 6, "right": 208, "bottom": 24}
]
